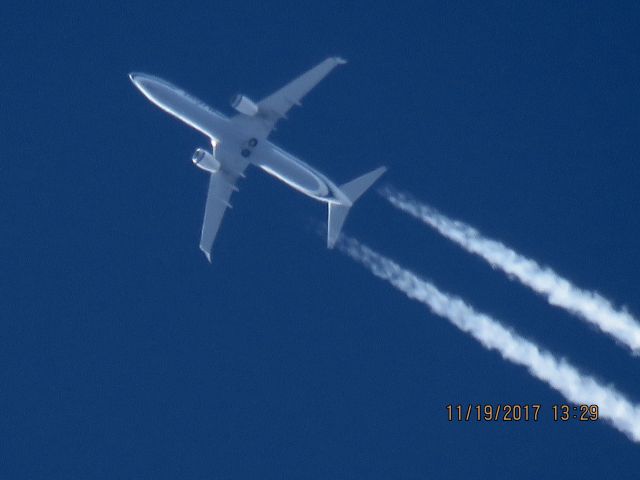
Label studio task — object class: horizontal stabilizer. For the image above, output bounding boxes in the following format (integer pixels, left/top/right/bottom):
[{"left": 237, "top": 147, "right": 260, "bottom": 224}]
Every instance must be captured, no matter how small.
[
  {"left": 328, "top": 204, "right": 350, "bottom": 248},
  {"left": 326, "top": 166, "right": 387, "bottom": 248},
  {"left": 340, "top": 166, "right": 387, "bottom": 203}
]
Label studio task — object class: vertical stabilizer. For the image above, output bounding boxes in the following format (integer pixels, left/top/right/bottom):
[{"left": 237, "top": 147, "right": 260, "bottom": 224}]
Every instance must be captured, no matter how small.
[{"left": 327, "top": 166, "right": 387, "bottom": 248}]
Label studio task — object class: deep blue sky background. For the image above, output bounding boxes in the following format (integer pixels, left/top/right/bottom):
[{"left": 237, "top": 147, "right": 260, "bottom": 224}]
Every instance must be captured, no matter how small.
[{"left": 3, "top": 1, "right": 640, "bottom": 478}]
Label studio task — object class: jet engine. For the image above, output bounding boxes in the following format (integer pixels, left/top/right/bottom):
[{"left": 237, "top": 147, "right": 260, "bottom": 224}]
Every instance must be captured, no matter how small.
[
  {"left": 192, "top": 148, "right": 221, "bottom": 173},
  {"left": 231, "top": 94, "right": 259, "bottom": 116}
]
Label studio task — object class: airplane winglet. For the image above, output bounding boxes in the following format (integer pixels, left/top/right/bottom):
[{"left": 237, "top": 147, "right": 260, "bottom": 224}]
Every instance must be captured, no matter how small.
[{"left": 200, "top": 246, "right": 212, "bottom": 263}]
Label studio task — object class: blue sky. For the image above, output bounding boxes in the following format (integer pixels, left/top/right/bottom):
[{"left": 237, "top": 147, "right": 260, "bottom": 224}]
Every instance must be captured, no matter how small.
[{"left": 3, "top": 1, "right": 640, "bottom": 478}]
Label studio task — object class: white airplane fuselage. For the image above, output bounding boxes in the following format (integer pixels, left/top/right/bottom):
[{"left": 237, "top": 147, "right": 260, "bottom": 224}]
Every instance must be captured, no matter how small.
[{"left": 129, "top": 73, "right": 352, "bottom": 206}]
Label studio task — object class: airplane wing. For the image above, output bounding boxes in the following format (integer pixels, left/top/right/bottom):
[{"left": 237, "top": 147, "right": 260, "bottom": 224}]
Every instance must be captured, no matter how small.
[
  {"left": 256, "top": 56, "right": 347, "bottom": 133},
  {"left": 199, "top": 169, "right": 242, "bottom": 262}
]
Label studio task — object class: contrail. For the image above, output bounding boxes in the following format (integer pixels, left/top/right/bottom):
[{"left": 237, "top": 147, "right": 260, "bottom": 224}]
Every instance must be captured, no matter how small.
[
  {"left": 338, "top": 236, "right": 640, "bottom": 442},
  {"left": 381, "top": 186, "right": 640, "bottom": 355}
]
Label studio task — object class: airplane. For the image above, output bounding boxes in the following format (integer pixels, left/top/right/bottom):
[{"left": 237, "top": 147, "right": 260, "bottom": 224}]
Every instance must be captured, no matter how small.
[{"left": 129, "top": 57, "right": 386, "bottom": 262}]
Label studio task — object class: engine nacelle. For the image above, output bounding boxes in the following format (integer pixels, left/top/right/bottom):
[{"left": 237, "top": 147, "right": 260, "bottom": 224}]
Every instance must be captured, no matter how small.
[
  {"left": 231, "top": 94, "right": 259, "bottom": 116},
  {"left": 192, "top": 148, "right": 221, "bottom": 173}
]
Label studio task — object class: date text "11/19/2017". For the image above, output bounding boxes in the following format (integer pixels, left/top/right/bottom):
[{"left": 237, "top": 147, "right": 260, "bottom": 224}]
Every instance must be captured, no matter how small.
[{"left": 446, "top": 404, "right": 599, "bottom": 422}]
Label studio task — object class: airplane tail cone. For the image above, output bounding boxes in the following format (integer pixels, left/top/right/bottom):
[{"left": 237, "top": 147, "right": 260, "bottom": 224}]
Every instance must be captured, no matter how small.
[{"left": 327, "top": 166, "right": 387, "bottom": 248}]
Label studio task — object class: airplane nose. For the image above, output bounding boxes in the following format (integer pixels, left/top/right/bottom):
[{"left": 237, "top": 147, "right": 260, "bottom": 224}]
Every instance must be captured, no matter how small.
[
  {"left": 129, "top": 73, "right": 151, "bottom": 93},
  {"left": 128, "top": 72, "right": 163, "bottom": 98}
]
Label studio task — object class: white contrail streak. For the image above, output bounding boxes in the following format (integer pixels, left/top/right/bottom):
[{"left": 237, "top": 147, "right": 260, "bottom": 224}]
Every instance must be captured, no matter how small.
[
  {"left": 381, "top": 186, "right": 640, "bottom": 355},
  {"left": 338, "top": 236, "right": 640, "bottom": 442}
]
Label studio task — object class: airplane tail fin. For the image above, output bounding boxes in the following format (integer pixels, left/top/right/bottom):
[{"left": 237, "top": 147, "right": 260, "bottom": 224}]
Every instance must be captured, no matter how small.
[{"left": 327, "top": 166, "right": 387, "bottom": 248}]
